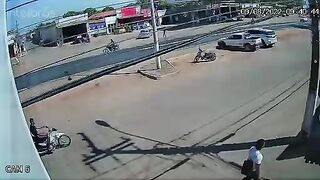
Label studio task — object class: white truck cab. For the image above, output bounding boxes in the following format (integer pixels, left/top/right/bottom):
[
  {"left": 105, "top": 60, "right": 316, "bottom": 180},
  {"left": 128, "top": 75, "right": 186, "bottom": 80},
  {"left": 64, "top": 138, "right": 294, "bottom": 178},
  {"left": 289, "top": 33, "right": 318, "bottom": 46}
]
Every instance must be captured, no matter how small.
[{"left": 218, "top": 32, "right": 262, "bottom": 52}]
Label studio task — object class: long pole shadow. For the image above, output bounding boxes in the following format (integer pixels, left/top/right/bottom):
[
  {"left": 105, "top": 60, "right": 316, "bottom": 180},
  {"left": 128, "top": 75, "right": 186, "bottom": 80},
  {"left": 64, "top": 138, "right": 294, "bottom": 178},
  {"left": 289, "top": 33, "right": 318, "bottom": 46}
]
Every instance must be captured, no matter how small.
[
  {"left": 81, "top": 120, "right": 320, "bottom": 172},
  {"left": 277, "top": 106, "right": 320, "bottom": 165},
  {"left": 111, "top": 136, "right": 297, "bottom": 155}
]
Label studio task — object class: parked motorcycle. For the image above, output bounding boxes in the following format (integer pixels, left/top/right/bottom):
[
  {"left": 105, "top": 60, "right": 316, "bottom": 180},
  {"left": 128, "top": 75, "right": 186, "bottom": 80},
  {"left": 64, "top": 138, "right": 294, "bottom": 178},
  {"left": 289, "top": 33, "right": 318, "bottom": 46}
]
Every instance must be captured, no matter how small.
[
  {"left": 34, "top": 126, "right": 71, "bottom": 155},
  {"left": 194, "top": 48, "right": 216, "bottom": 63},
  {"left": 103, "top": 43, "right": 119, "bottom": 54}
]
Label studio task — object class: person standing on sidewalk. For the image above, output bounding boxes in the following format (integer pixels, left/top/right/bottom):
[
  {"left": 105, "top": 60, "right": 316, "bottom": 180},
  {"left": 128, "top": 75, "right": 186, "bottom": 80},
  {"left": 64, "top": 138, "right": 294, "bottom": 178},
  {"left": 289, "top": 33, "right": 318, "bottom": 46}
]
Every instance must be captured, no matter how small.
[
  {"left": 163, "top": 29, "right": 167, "bottom": 38},
  {"left": 243, "top": 139, "right": 265, "bottom": 180}
]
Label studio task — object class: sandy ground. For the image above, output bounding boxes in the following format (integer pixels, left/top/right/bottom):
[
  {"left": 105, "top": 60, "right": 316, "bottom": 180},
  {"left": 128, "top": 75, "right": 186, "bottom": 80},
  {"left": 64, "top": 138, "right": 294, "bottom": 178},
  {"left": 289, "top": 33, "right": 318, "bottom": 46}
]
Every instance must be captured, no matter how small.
[{"left": 21, "top": 28, "right": 315, "bottom": 179}]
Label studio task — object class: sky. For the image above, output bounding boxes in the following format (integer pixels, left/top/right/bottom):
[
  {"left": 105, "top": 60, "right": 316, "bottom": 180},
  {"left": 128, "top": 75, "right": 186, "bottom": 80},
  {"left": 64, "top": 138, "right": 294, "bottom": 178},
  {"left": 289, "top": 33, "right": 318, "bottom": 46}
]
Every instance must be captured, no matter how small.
[{"left": 6, "top": 0, "right": 135, "bottom": 32}]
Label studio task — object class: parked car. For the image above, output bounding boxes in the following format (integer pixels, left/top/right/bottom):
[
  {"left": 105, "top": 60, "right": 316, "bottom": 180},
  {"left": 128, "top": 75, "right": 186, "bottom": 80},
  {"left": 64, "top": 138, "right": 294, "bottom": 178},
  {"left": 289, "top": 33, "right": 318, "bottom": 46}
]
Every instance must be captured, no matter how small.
[
  {"left": 237, "top": 16, "right": 244, "bottom": 21},
  {"left": 217, "top": 32, "right": 262, "bottom": 52},
  {"left": 246, "top": 28, "right": 278, "bottom": 47},
  {"left": 300, "top": 17, "right": 309, "bottom": 22},
  {"left": 137, "top": 29, "right": 152, "bottom": 39}
]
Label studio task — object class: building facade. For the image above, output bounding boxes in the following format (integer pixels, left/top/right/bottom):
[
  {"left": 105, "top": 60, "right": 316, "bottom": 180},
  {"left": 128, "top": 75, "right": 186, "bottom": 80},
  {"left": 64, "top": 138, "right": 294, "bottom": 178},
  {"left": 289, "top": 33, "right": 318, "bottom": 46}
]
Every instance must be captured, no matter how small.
[{"left": 33, "top": 13, "right": 89, "bottom": 46}]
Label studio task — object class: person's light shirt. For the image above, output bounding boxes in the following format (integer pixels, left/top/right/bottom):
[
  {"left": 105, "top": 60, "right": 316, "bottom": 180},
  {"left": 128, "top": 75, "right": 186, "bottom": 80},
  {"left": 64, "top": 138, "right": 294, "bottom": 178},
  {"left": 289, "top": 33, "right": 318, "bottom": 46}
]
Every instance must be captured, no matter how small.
[{"left": 248, "top": 146, "right": 263, "bottom": 170}]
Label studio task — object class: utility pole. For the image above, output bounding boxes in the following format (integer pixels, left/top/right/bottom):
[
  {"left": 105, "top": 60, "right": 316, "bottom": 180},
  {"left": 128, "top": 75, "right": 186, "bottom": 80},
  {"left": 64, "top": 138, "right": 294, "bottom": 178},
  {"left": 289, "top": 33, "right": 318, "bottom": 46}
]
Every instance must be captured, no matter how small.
[
  {"left": 15, "top": 20, "right": 19, "bottom": 34},
  {"left": 150, "top": 0, "right": 161, "bottom": 69},
  {"left": 301, "top": 0, "right": 320, "bottom": 138},
  {"left": 229, "top": 1, "right": 232, "bottom": 18}
]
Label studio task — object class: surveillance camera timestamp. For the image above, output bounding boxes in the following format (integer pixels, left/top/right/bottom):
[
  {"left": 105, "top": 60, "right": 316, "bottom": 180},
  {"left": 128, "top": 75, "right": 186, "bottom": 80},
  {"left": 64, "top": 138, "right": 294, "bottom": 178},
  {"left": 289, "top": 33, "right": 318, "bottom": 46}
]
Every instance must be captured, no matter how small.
[{"left": 240, "top": 8, "right": 309, "bottom": 16}]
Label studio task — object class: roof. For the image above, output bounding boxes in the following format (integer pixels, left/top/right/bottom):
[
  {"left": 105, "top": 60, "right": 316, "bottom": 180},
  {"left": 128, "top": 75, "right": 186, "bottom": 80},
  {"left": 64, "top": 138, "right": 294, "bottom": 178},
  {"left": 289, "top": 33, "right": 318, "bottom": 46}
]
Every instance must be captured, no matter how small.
[
  {"left": 89, "top": 10, "right": 116, "bottom": 20},
  {"left": 249, "top": 28, "right": 274, "bottom": 32},
  {"left": 233, "top": 32, "right": 247, "bottom": 35},
  {"left": 89, "top": 19, "right": 106, "bottom": 24}
]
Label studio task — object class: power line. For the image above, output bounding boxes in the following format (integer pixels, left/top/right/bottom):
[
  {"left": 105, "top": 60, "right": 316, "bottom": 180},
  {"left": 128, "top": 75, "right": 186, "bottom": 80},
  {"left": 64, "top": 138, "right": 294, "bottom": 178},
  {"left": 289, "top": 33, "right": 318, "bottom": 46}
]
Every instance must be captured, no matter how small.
[
  {"left": 9, "top": 0, "right": 147, "bottom": 32},
  {"left": 6, "top": 0, "right": 39, "bottom": 12},
  {"left": 12, "top": 0, "right": 294, "bottom": 35}
]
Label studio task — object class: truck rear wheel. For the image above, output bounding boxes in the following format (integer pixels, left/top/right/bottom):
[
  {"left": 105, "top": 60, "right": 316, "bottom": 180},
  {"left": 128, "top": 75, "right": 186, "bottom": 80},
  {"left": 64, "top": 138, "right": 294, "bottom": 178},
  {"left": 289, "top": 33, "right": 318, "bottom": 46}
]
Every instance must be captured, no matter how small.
[
  {"left": 218, "top": 41, "right": 226, "bottom": 49},
  {"left": 244, "top": 44, "right": 256, "bottom": 52},
  {"left": 261, "top": 40, "right": 267, "bottom": 47}
]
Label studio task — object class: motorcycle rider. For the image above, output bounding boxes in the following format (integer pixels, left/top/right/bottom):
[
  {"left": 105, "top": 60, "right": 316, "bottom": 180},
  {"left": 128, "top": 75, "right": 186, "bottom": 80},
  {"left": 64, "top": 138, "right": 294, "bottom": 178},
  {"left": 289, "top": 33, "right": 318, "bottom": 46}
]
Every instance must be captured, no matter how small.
[
  {"left": 108, "top": 39, "right": 116, "bottom": 50},
  {"left": 29, "top": 118, "right": 50, "bottom": 150}
]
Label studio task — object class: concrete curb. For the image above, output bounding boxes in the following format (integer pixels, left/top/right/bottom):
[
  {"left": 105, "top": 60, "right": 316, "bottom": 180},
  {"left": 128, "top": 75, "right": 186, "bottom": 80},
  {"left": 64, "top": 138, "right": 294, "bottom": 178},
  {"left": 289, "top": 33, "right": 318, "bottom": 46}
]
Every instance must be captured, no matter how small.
[
  {"left": 137, "top": 59, "right": 178, "bottom": 80},
  {"left": 137, "top": 69, "right": 159, "bottom": 80}
]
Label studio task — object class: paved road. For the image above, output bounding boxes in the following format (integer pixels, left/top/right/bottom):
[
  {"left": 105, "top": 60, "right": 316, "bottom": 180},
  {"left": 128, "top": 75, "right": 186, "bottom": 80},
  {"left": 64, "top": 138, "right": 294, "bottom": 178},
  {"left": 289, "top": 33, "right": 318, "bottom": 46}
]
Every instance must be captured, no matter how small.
[{"left": 15, "top": 21, "right": 308, "bottom": 91}]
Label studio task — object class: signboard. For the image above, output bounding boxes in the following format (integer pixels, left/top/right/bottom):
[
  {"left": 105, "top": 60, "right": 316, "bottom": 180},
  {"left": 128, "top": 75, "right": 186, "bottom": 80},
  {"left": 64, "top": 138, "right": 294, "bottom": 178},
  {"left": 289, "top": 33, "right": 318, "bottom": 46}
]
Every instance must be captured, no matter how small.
[
  {"left": 121, "top": 7, "right": 138, "bottom": 17},
  {"left": 89, "top": 22, "right": 106, "bottom": 30},
  {"left": 7, "top": 34, "right": 15, "bottom": 45},
  {"left": 105, "top": 16, "right": 117, "bottom": 25},
  {"left": 141, "top": 9, "right": 151, "bottom": 17},
  {"left": 157, "top": 10, "right": 166, "bottom": 17}
]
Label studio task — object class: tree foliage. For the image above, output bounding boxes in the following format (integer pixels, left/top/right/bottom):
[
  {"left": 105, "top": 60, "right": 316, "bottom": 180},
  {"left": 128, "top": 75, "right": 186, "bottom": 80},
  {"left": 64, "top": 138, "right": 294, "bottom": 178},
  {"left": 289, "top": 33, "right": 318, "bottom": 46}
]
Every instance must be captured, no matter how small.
[
  {"left": 84, "top": 8, "right": 98, "bottom": 16},
  {"left": 63, "top": 11, "right": 81, "bottom": 18},
  {"left": 158, "top": 0, "right": 170, "bottom": 9},
  {"left": 102, "top": 6, "right": 115, "bottom": 12}
]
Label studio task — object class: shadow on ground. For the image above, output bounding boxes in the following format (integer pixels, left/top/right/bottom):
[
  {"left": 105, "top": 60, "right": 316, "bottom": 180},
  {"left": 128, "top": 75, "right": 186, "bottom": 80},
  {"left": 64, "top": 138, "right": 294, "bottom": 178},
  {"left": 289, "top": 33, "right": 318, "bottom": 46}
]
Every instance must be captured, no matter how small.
[
  {"left": 77, "top": 120, "right": 320, "bottom": 170},
  {"left": 216, "top": 46, "right": 256, "bottom": 52},
  {"left": 277, "top": 106, "right": 320, "bottom": 165}
]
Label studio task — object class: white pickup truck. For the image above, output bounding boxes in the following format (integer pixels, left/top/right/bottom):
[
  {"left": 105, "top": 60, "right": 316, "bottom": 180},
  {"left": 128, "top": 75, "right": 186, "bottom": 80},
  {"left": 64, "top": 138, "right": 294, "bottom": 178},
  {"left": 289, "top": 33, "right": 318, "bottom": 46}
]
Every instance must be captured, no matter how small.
[{"left": 217, "top": 32, "right": 262, "bottom": 52}]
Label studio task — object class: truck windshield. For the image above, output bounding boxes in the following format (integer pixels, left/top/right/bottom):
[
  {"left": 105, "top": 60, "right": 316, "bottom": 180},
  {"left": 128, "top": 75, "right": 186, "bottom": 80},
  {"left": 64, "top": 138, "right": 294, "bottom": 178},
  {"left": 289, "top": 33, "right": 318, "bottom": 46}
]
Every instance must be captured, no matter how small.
[
  {"left": 265, "top": 31, "right": 275, "bottom": 35},
  {"left": 244, "top": 33, "right": 251, "bottom": 38}
]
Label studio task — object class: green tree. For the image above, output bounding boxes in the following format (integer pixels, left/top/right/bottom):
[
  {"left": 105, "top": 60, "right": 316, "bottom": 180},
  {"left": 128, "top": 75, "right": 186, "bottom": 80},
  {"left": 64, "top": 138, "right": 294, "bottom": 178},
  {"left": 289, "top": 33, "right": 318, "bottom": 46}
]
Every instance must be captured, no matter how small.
[
  {"left": 102, "top": 6, "right": 115, "bottom": 12},
  {"left": 84, "top": 8, "right": 98, "bottom": 16},
  {"left": 200, "top": 0, "right": 216, "bottom": 6},
  {"left": 63, "top": 11, "right": 81, "bottom": 18},
  {"left": 137, "top": 0, "right": 149, "bottom": 4},
  {"left": 158, "top": 0, "right": 170, "bottom": 9},
  {"left": 137, "top": 0, "right": 150, "bottom": 8}
]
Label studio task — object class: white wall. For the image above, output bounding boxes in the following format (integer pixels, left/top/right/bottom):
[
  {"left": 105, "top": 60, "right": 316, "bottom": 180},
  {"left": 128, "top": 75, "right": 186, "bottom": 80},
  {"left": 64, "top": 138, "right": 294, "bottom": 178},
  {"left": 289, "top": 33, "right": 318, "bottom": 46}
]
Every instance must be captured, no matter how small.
[
  {"left": 105, "top": 16, "right": 117, "bottom": 34},
  {"left": 0, "top": 1, "right": 50, "bottom": 179}
]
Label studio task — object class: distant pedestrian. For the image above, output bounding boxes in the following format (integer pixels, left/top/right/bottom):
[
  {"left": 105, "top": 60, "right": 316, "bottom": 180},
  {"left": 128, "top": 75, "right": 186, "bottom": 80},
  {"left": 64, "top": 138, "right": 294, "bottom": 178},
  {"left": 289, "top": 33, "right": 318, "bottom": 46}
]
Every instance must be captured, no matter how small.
[
  {"left": 20, "top": 42, "right": 25, "bottom": 52},
  {"left": 241, "top": 139, "right": 265, "bottom": 180},
  {"left": 163, "top": 29, "right": 167, "bottom": 38}
]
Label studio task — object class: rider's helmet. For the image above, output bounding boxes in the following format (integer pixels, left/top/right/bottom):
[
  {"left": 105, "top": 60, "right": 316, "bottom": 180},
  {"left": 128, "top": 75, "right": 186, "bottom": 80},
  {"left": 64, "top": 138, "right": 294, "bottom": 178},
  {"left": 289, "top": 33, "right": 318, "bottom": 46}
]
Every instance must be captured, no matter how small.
[{"left": 30, "top": 118, "right": 35, "bottom": 125}]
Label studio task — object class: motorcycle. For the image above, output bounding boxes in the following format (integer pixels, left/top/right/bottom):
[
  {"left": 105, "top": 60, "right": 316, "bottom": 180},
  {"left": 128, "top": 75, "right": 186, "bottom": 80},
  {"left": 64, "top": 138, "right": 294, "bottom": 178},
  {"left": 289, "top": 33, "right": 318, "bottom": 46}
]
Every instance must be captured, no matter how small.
[
  {"left": 34, "top": 126, "right": 71, "bottom": 155},
  {"left": 103, "top": 43, "right": 119, "bottom": 54},
  {"left": 194, "top": 48, "right": 216, "bottom": 63}
]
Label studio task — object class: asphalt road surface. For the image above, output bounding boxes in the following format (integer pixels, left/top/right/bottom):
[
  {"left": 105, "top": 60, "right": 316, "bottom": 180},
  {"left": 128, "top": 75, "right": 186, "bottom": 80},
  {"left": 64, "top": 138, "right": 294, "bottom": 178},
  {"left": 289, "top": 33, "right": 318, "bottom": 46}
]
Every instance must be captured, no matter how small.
[{"left": 15, "top": 22, "right": 309, "bottom": 90}]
